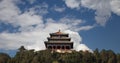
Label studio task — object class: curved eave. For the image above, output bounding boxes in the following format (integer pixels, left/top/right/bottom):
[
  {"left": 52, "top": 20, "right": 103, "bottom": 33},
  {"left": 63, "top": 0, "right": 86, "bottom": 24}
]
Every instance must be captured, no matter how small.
[
  {"left": 47, "top": 37, "right": 71, "bottom": 40},
  {"left": 44, "top": 41, "right": 73, "bottom": 44},
  {"left": 50, "top": 33, "right": 68, "bottom": 35},
  {"left": 44, "top": 42, "right": 73, "bottom": 48}
]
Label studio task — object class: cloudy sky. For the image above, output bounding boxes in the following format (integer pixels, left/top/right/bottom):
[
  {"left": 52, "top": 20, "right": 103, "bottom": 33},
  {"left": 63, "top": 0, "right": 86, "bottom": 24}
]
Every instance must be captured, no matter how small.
[{"left": 0, "top": 0, "right": 120, "bottom": 56}]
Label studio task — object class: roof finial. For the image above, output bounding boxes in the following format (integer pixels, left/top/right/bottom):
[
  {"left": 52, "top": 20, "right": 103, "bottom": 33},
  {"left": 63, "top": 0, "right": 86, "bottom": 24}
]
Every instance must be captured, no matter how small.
[
  {"left": 55, "top": 29, "right": 62, "bottom": 34},
  {"left": 58, "top": 29, "right": 61, "bottom": 32}
]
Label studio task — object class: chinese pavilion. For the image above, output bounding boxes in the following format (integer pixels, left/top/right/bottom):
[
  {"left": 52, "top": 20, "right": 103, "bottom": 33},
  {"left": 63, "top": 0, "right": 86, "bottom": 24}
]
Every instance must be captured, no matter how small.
[{"left": 44, "top": 30, "right": 73, "bottom": 53}]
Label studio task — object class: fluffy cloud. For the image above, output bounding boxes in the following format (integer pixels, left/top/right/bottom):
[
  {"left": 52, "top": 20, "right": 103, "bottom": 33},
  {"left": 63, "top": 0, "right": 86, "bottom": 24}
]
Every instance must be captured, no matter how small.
[
  {"left": 64, "top": 30, "right": 93, "bottom": 52},
  {"left": 0, "top": 0, "right": 42, "bottom": 28},
  {"left": 0, "top": 31, "right": 48, "bottom": 50},
  {"left": 0, "top": 0, "right": 20, "bottom": 22},
  {"left": 0, "top": 0, "right": 93, "bottom": 52},
  {"left": 77, "top": 25, "right": 95, "bottom": 31},
  {"left": 52, "top": 5, "right": 65, "bottom": 12},
  {"left": 64, "top": 0, "right": 81, "bottom": 9},
  {"left": 14, "top": 13, "right": 43, "bottom": 27},
  {"left": 64, "top": 0, "right": 120, "bottom": 26},
  {"left": 76, "top": 44, "right": 93, "bottom": 52},
  {"left": 59, "top": 17, "right": 83, "bottom": 30},
  {"left": 81, "top": 0, "right": 111, "bottom": 26},
  {"left": 28, "top": 3, "right": 48, "bottom": 15},
  {"left": 110, "top": 0, "right": 120, "bottom": 15}
]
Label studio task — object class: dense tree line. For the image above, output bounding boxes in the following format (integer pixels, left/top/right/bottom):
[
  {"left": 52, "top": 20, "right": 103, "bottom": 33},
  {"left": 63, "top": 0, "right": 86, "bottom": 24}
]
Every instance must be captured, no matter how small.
[{"left": 0, "top": 46, "right": 120, "bottom": 63}]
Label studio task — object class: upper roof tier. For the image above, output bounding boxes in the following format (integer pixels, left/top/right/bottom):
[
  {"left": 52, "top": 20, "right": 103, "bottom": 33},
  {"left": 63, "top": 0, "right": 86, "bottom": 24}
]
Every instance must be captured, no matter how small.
[{"left": 50, "top": 30, "right": 68, "bottom": 35}]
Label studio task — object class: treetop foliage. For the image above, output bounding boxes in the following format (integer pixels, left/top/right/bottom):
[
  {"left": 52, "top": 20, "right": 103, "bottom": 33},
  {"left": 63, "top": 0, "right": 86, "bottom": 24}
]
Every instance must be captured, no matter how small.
[{"left": 0, "top": 46, "right": 120, "bottom": 63}]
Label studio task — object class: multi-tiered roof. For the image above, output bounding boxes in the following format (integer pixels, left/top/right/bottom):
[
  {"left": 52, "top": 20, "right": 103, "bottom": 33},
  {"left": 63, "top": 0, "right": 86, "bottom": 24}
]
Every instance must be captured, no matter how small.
[{"left": 44, "top": 30, "right": 73, "bottom": 53}]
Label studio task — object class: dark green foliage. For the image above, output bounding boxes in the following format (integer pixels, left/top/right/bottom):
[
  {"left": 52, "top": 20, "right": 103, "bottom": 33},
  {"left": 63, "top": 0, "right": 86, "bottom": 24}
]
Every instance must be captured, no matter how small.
[
  {"left": 0, "top": 53, "right": 10, "bottom": 63},
  {"left": 117, "top": 53, "right": 120, "bottom": 63},
  {"left": 18, "top": 46, "right": 26, "bottom": 52},
  {"left": 0, "top": 46, "right": 120, "bottom": 63}
]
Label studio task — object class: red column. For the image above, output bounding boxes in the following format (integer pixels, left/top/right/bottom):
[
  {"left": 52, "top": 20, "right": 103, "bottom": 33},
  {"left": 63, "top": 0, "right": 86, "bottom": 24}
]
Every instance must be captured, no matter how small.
[
  {"left": 64, "top": 45, "right": 66, "bottom": 50},
  {"left": 52, "top": 46, "right": 53, "bottom": 50},
  {"left": 60, "top": 45, "right": 62, "bottom": 50},
  {"left": 55, "top": 45, "right": 57, "bottom": 50}
]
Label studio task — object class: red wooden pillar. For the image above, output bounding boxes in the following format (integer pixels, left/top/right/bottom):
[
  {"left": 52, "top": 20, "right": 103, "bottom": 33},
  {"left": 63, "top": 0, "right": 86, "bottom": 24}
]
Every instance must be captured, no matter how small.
[
  {"left": 60, "top": 45, "right": 62, "bottom": 50},
  {"left": 52, "top": 46, "right": 53, "bottom": 50},
  {"left": 64, "top": 45, "right": 66, "bottom": 50},
  {"left": 56, "top": 45, "right": 57, "bottom": 50}
]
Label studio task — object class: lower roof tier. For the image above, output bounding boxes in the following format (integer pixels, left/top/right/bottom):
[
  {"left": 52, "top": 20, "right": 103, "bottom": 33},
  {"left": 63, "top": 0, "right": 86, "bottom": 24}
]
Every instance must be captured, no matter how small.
[
  {"left": 47, "top": 37, "right": 71, "bottom": 40},
  {"left": 44, "top": 41, "right": 73, "bottom": 45},
  {"left": 44, "top": 42, "right": 73, "bottom": 48},
  {"left": 44, "top": 41, "right": 73, "bottom": 43}
]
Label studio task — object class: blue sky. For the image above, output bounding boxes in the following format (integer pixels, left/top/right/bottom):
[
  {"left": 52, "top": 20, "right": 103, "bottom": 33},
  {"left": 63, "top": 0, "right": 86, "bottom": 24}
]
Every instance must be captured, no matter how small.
[{"left": 0, "top": 0, "right": 120, "bottom": 56}]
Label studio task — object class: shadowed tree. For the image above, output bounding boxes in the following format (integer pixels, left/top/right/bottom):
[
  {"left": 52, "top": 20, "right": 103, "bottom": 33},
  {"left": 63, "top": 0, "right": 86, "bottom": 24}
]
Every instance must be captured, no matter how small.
[
  {"left": 0, "top": 53, "right": 10, "bottom": 63},
  {"left": 1, "top": 46, "right": 120, "bottom": 63},
  {"left": 94, "top": 48, "right": 101, "bottom": 63},
  {"left": 18, "top": 46, "right": 26, "bottom": 52}
]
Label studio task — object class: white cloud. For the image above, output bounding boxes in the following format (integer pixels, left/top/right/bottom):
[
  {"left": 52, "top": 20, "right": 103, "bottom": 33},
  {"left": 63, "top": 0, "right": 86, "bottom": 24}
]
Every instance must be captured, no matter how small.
[
  {"left": 110, "top": 0, "right": 120, "bottom": 15},
  {"left": 59, "top": 17, "right": 95, "bottom": 31},
  {"left": 64, "top": 0, "right": 81, "bottom": 9},
  {"left": 81, "top": 0, "right": 99, "bottom": 10},
  {"left": 15, "top": 13, "right": 43, "bottom": 27},
  {"left": 0, "top": 31, "right": 48, "bottom": 50},
  {"left": 64, "top": 30, "right": 92, "bottom": 52},
  {"left": 0, "top": 0, "right": 46, "bottom": 28},
  {"left": 76, "top": 44, "right": 93, "bottom": 52},
  {"left": 81, "top": 0, "right": 112, "bottom": 26},
  {"left": 60, "top": 17, "right": 83, "bottom": 26},
  {"left": 53, "top": 5, "right": 65, "bottom": 12},
  {"left": 28, "top": 3, "right": 48, "bottom": 15},
  {"left": 0, "top": 0, "right": 20, "bottom": 22},
  {"left": 76, "top": 25, "right": 95, "bottom": 31},
  {"left": 59, "top": 17, "right": 84, "bottom": 31},
  {"left": 64, "top": 0, "right": 120, "bottom": 26}
]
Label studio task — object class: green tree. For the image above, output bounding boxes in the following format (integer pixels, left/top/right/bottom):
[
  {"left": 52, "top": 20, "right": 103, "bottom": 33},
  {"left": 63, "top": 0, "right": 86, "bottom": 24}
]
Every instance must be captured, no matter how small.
[
  {"left": 1, "top": 46, "right": 119, "bottom": 63},
  {"left": 94, "top": 48, "right": 101, "bottom": 63},
  {"left": 0, "top": 53, "right": 10, "bottom": 63},
  {"left": 18, "top": 46, "right": 26, "bottom": 52},
  {"left": 82, "top": 51, "right": 95, "bottom": 63},
  {"left": 100, "top": 49, "right": 109, "bottom": 63},
  {"left": 117, "top": 53, "right": 120, "bottom": 63},
  {"left": 107, "top": 50, "right": 117, "bottom": 63}
]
